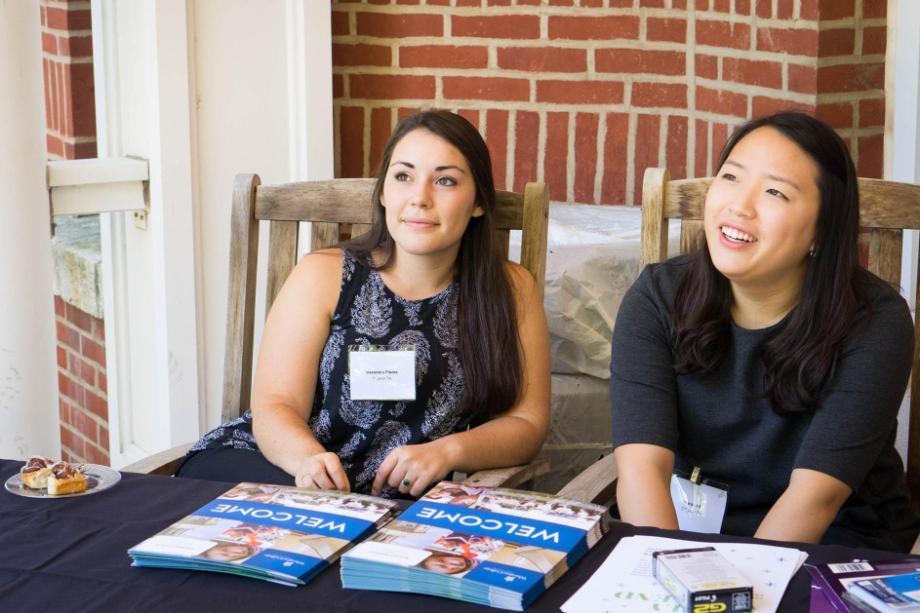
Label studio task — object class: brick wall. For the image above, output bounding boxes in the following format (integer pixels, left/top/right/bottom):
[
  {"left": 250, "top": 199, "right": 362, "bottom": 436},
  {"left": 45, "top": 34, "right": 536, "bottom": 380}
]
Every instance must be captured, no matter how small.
[
  {"left": 331, "top": 0, "right": 887, "bottom": 205},
  {"left": 41, "top": 0, "right": 109, "bottom": 466}
]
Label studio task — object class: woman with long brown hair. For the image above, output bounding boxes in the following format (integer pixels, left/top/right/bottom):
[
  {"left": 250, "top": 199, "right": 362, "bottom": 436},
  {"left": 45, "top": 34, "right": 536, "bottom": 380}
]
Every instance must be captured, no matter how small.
[
  {"left": 178, "top": 111, "right": 550, "bottom": 498},
  {"left": 610, "top": 112, "right": 918, "bottom": 550}
]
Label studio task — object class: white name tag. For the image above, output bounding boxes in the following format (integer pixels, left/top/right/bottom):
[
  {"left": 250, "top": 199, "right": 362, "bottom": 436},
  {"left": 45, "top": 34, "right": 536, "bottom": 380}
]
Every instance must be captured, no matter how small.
[
  {"left": 669, "top": 472, "right": 728, "bottom": 534},
  {"left": 348, "top": 346, "right": 416, "bottom": 401}
]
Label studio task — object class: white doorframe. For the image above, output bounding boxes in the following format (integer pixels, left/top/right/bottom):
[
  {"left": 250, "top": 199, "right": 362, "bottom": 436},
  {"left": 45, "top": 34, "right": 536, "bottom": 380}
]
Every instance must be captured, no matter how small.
[{"left": 92, "top": 0, "right": 202, "bottom": 467}]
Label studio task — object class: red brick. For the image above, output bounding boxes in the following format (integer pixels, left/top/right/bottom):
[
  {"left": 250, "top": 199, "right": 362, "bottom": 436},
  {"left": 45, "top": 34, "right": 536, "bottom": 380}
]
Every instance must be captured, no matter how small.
[
  {"left": 69, "top": 63, "right": 96, "bottom": 138},
  {"left": 54, "top": 296, "right": 66, "bottom": 317},
  {"left": 47, "top": 134, "right": 64, "bottom": 158},
  {"left": 857, "top": 134, "right": 883, "bottom": 178},
  {"left": 356, "top": 13, "right": 443, "bottom": 37},
  {"left": 339, "top": 106, "right": 364, "bottom": 178},
  {"left": 63, "top": 142, "right": 76, "bottom": 159},
  {"left": 736, "top": 0, "right": 751, "bottom": 14},
  {"left": 369, "top": 107, "right": 392, "bottom": 174},
  {"left": 333, "top": 74, "right": 344, "bottom": 98},
  {"left": 550, "top": 0, "right": 575, "bottom": 5},
  {"left": 331, "top": 11, "right": 349, "bottom": 36},
  {"left": 672, "top": 0, "right": 687, "bottom": 7},
  {"left": 712, "top": 123, "right": 729, "bottom": 171},
  {"left": 43, "top": 59, "right": 53, "bottom": 134},
  {"left": 723, "top": 58, "right": 782, "bottom": 89},
  {"left": 397, "top": 0, "right": 421, "bottom": 3},
  {"left": 863, "top": 0, "right": 886, "bottom": 18},
  {"left": 755, "top": 0, "right": 771, "bottom": 17},
  {"left": 513, "top": 111, "right": 539, "bottom": 193},
  {"left": 696, "top": 54, "right": 718, "bottom": 79},
  {"left": 801, "top": 0, "right": 819, "bottom": 20},
  {"left": 696, "top": 20, "right": 750, "bottom": 50},
  {"left": 536, "top": 80, "right": 624, "bottom": 104},
  {"left": 640, "top": 0, "right": 665, "bottom": 6},
  {"left": 634, "top": 115, "right": 661, "bottom": 205},
  {"left": 821, "top": 0, "right": 855, "bottom": 20},
  {"left": 92, "top": 317, "right": 105, "bottom": 342},
  {"left": 601, "top": 113, "right": 629, "bottom": 204},
  {"left": 862, "top": 26, "right": 886, "bottom": 56},
  {"left": 486, "top": 109, "right": 509, "bottom": 190},
  {"left": 788, "top": 64, "right": 817, "bottom": 94},
  {"left": 350, "top": 74, "right": 435, "bottom": 100},
  {"left": 776, "top": 0, "right": 793, "bottom": 18},
  {"left": 695, "top": 119, "right": 709, "bottom": 177},
  {"left": 456, "top": 0, "right": 481, "bottom": 5},
  {"left": 69, "top": 353, "right": 96, "bottom": 387},
  {"left": 57, "top": 346, "right": 67, "bottom": 369},
  {"left": 580, "top": 0, "right": 604, "bottom": 6},
  {"left": 98, "top": 372, "right": 107, "bottom": 393},
  {"left": 816, "top": 101, "right": 854, "bottom": 127},
  {"left": 751, "top": 96, "right": 814, "bottom": 118},
  {"left": 498, "top": 47, "right": 586, "bottom": 73},
  {"left": 696, "top": 86, "right": 747, "bottom": 118},
  {"left": 488, "top": 0, "right": 513, "bottom": 4},
  {"left": 574, "top": 113, "right": 599, "bottom": 203},
  {"left": 58, "top": 372, "right": 83, "bottom": 404},
  {"left": 42, "top": 32, "right": 57, "bottom": 54},
  {"left": 647, "top": 18, "right": 686, "bottom": 43},
  {"left": 817, "top": 63, "right": 884, "bottom": 94},
  {"left": 59, "top": 398, "right": 70, "bottom": 424},
  {"left": 426, "top": 0, "right": 452, "bottom": 4},
  {"left": 65, "top": 302, "right": 93, "bottom": 333},
  {"left": 457, "top": 109, "right": 479, "bottom": 130},
  {"left": 60, "top": 35, "right": 93, "bottom": 58},
  {"left": 57, "top": 321, "right": 80, "bottom": 352},
  {"left": 82, "top": 336, "right": 106, "bottom": 367},
  {"left": 818, "top": 28, "right": 855, "bottom": 56},
  {"left": 83, "top": 442, "right": 110, "bottom": 466},
  {"left": 401, "top": 45, "right": 488, "bottom": 69},
  {"left": 74, "top": 141, "right": 97, "bottom": 159},
  {"left": 85, "top": 389, "right": 108, "bottom": 421},
  {"left": 632, "top": 83, "right": 687, "bottom": 108},
  {"left": 859, "top": 97, "right": 885, "bottom": 129},
  {"left": 69, "top": 406, "right": 98, "bottom": 444},
  {"left": 596, "top": 49, "right": 685, "bottom": 75},
  {"left": 712, "top": 0, "right": 730, "bottom": 11},
  {"left": 45, "top": 7, "right": 68, "bottom": 30},
  {"left": 397, "top": 107, "right": 419, "bottom": 121},
  {"left": 60, "top": 426, "right": 84, "bottom": 459},
  {"left": 544, "top": 113, "right": 569, "bottom": 202},
  {"left": 443, "top": 77, "right": 529, "bottom": 102},
  {"left": 667, "top": 115, "right": 689, "bottom": 180},
  {"left": 453, "top": 15, "right": 539, "bottom": 39},
  {"left": 695, "top": 0, "right": 709, "bottom": 9},
  {"left": 332, "top": 43, "right": 391, "bottom": 67},
  {"left": 757, "top": 27, "right": 818, "bottom": 56},
  {"left": 547, "top": 16, "right": 640, "bottom": 40},
  {"left": 99, "top": 426, "right": 110, "bottom": 454}
]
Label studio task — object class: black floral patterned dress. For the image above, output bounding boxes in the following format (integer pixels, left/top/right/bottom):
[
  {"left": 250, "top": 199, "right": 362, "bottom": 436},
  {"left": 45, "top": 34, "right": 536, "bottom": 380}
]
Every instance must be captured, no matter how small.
[{"left": 186, "top": 251, "right": 473, "bottom": 496}]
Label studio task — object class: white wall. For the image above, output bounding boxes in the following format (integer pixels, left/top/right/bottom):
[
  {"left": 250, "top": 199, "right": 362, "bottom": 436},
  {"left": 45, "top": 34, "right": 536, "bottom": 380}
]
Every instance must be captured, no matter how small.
[
  {"left": 191, "top": 0, "right": 333, "bottom": 428},
  {"left": 0, "top": 2, "right": 60, "bottom": 458}
]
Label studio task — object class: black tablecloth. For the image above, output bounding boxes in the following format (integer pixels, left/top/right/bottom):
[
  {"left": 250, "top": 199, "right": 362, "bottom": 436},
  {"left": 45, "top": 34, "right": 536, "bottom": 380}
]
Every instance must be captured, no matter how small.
[{"left": 0, "top": 459, "right": 909, "bottom": 612}]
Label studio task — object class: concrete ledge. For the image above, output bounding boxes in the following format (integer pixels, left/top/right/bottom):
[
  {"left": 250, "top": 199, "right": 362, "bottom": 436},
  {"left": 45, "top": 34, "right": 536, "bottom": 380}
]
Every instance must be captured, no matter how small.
[{"left": 52, "top": 215, "right": 103, "bottom": 318}]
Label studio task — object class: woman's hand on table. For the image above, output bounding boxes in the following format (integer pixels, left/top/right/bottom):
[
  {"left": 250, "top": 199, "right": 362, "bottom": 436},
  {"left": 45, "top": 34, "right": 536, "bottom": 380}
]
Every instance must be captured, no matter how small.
[
  {"left": 294, "top": 451, "right": 351, "bottom": 492},
  {"left": 372, "top": 440, "right": 456, "bottom": 498}
]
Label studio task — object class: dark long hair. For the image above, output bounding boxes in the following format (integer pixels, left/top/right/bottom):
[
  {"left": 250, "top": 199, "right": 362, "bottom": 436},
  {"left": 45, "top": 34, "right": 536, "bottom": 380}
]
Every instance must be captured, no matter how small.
[
  {"left": 672, "top": 111, "right": 873, "bottom": 413},
  {"left": 344, "top": 110, "right": 522, "bottom": 420}
]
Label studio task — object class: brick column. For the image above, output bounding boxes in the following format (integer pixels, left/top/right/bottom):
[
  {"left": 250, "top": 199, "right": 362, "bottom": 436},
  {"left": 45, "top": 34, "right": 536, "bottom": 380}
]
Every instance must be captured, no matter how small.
[{"left": 41, "top": 0, "right": 109, "bottom": 465}]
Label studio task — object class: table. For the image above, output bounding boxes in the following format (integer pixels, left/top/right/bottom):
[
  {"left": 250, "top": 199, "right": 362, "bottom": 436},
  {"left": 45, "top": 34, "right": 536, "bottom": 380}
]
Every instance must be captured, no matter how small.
[{"left": 0, "top": 460, "right": 907, "bottom": 612}]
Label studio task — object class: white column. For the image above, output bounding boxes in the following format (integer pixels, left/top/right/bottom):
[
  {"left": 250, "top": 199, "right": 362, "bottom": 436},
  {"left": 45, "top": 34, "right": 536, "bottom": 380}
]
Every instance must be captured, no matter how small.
[{"left": 0, "top": 2, "right": 60, "bottom": 458}]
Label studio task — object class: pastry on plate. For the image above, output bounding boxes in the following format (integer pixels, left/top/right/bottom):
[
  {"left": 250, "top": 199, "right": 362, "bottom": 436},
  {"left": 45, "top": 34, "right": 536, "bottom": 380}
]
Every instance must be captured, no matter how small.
[
  {"left": 47, "top": 461, "right": 87, "bottom": 495},
  {"left": 20, "top": 456, "right": 54, "bottom": 489}
]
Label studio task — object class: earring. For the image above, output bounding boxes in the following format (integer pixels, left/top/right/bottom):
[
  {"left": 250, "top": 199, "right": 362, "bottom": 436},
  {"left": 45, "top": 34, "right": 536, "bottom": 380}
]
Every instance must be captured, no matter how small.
[{"left": 808, "top": 245, "right": 817, "bottom": 257}]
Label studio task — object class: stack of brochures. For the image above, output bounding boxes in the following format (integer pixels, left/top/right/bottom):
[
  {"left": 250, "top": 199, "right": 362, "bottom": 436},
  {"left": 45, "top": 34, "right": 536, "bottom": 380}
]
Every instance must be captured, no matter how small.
[
  {"left": 340, "top": 480, "right": 610, "bottom": 611},
  {"left": 128, "top": 482, "right": 400, "bottom": 586},
  {"left": 808, "top": 559, "right": 920, "bottom": 613}
]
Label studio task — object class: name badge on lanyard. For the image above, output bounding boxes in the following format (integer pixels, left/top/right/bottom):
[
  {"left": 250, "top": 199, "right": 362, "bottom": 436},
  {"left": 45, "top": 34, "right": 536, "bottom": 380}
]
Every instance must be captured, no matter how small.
[
  {"left": 669, "top": 466, "right": 728, "bottom": 534},
  {"left": 348, "top": 345, "right": 417, "bottom": 401}
]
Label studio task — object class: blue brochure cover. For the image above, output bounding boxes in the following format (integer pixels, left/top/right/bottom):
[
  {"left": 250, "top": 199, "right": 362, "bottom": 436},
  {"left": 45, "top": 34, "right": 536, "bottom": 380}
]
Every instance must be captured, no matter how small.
[
  {"left": 128, "top": 482, "right": 399, "bottom": 586},
  {"left": 341, "top": 480, "right": 610, "bottom": 611},
  {"left": 849, "top": 573, "right": 920, "bottom": 612},
  {"left": 807, "top": 560, "right": 920, "bottom": 613}
]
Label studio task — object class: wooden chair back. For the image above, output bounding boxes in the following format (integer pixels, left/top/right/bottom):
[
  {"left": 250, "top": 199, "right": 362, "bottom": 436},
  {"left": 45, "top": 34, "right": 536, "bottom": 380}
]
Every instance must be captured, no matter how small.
[
  {"left": 641, "top": 167, "right": 920, "bottom": 511},
  {"left": 223, "top": 174, "right": 550, "bottom": 424}
]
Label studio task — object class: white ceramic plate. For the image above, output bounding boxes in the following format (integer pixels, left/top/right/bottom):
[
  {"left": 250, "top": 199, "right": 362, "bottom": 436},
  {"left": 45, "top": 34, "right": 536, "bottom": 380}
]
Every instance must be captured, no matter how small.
[{"left": 5, "top": 464, "right": 121, "bottom": 498}]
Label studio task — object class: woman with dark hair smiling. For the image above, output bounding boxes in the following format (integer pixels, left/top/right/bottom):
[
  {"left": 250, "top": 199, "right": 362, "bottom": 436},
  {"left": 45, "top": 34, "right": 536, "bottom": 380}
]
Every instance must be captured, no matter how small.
[
  {"left": 178, "top": 110, "right": 550, "bottom": 498},
  {"left": 610, "top": 111, "right": 919, "bottom": 550}
]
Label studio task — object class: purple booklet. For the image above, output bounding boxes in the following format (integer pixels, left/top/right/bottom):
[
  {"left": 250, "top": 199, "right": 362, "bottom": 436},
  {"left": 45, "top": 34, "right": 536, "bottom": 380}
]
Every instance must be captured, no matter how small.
[{"left": 807, "top": 559, "right": 920, "bottom": 613}]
